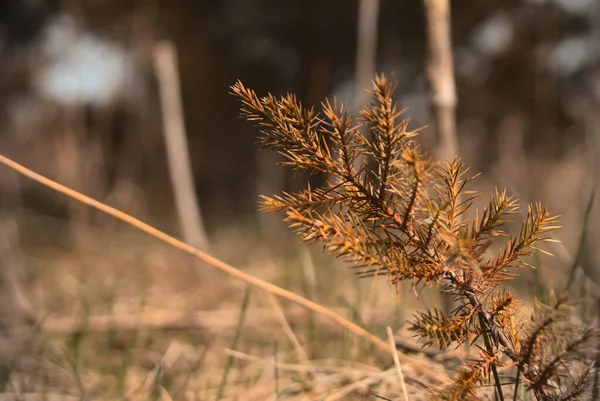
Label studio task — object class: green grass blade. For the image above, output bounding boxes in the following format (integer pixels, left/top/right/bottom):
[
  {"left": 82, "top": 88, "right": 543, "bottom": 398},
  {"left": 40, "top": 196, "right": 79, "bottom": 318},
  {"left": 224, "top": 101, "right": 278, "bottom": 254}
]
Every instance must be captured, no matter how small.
[
  {"left": 512, "top": 368, "right": 521, "bottom": 401},
  {"left": 216, "top": 285, "right": 252, "bottom": 401}
]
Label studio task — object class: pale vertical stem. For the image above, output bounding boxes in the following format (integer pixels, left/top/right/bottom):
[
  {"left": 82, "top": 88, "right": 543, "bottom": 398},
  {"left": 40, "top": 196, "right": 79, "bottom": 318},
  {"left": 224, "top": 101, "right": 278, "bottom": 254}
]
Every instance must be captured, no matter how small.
[
  {"left": 423, "top": 0, "right": 458, "bottom": 317},
  {"left": 153, "top": 40, "right": 209, "bottom": 251},
  {"left": 354, "top": 0, "right": 380, "bottom": 175},
  {"left": 423, "top": 0, "right": 458, "bottom": 161},
  {"left": 589, "top": 0, "right": 600, "bottom": 182},
  {"left": 266, "top": 293, "right": 311, "bottom": 383},
  {"left": 0, "top": 173, "right": 34, "bottom": 325},
  {"left": 354, "top": 0, "right": 381, "bottom": 110},
  {"left": 583, "top": 0, "right": 600, "bottom": 287},
  {"left": 63, "top": 106, "right": 92, "bottom": 248},
  {"left": 593, "top": 0, "right": 600, "bottom": 180},
  {"left": 256, "top": 151, "right": 288, "bottom": 244},
  {"left": 386, "top": 327, "right": 409, "bottom": 401}
]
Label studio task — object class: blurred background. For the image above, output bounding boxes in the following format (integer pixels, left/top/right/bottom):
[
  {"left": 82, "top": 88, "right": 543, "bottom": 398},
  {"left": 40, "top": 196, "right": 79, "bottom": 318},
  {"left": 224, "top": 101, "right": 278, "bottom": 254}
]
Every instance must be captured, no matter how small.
[{"left": 0, "top": 0, "right": 598, "bottom": 399}]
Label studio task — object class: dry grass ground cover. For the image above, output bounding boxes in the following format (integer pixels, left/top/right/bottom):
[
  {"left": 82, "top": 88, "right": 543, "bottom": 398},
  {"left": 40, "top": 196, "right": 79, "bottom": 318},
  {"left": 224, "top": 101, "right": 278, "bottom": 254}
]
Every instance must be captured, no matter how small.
[{"left": 1, "top": 223, "right": 458, "bottom": 400}]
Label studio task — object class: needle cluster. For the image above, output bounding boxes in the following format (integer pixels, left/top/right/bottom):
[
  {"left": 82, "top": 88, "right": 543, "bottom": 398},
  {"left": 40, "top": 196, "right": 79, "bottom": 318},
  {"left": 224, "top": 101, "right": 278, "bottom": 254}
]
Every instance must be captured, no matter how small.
[{"left": 231, "top": 76, "right": 593, "bottom": 400}]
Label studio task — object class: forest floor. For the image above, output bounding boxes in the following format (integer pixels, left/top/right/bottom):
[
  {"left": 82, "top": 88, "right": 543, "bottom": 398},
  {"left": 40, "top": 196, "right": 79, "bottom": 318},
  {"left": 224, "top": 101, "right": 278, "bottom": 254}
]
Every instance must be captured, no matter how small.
[{"left": 0, "top": 211, "right": 563, "bottom": 400}]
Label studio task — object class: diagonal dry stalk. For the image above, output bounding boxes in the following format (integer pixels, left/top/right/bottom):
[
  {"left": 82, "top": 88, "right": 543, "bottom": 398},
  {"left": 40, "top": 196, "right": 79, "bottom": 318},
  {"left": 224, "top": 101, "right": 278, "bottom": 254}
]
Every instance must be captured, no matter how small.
[{"left": 0, "top": 153, "right": 445, "bottom": 385}]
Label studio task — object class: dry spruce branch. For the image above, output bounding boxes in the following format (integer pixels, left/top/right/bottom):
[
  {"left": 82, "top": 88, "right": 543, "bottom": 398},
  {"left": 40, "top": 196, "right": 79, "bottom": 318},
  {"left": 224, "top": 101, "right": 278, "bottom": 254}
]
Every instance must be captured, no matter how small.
[{"left": 232, "top": 75, "right": 594, "bottom": 400}]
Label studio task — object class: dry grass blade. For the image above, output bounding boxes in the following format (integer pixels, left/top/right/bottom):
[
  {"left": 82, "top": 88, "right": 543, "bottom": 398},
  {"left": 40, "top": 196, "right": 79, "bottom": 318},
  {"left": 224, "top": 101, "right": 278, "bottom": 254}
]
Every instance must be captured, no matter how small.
[
  {"left": 221, "top": 348, "right": 378, "bottom": 376},
  {"left": 0, "top": 395, "right": 83, "bottom": 401},
  {"left": 322, "top": 369, "right": 396, "bottom": 401},
  {"left": 0, "top": 153, "right": 445, "bottom": 384},
  {"left": 265, "top": 293, "right": 312, "bottom": 380},
  {"left": 125, "top": 341, "right": 186, "bottom": 400},
  {"left": 216, "top": 285, "right": 252, "bottom": 401},
  {"left": 386, "top": 326, "right": 408, "bottom": 401}
]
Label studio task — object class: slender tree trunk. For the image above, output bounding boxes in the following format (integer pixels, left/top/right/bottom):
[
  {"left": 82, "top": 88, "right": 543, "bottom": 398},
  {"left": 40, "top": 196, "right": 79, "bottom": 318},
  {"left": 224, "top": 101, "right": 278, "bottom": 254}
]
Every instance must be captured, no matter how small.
[
  {"left": 353, "top": 0, "right": 380, "bottom": 178},
  {"left": 423, "top": 0, "right": 458, "bottom": 161},
  {"left": 354, "top": 0, "right": 380, "bottom": 111},
  {"left": 423, "top": 0, "right": 458, "bottom": 316},
  {"left": 153, "top": 40, "right": 209, "bottom": 251}
]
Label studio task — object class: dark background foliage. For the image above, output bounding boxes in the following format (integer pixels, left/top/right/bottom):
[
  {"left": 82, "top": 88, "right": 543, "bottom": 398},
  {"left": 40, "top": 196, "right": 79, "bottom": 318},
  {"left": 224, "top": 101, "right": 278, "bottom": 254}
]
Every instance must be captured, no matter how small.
[{"left": 0, "top": 0, "right": 597, "bottom": 273}]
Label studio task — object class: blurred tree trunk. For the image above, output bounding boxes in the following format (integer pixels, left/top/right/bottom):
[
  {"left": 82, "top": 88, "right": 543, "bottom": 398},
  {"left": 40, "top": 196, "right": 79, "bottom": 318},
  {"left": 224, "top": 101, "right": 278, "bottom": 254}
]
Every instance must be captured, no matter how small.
[
  {"left": 353, "top": 0, "right": 380, "bottom": 177},
  {"left": 354, "top": 0, "right": 380, "bottom": 110},
  {"left": 423, "top": 0, "right": 458, "bottom": 162},
  {"left": 153, "top": 40, "right": 209, "bottom": 252},
  {"left": 423, "top": 0, "right": 458, "bottom": 316}
]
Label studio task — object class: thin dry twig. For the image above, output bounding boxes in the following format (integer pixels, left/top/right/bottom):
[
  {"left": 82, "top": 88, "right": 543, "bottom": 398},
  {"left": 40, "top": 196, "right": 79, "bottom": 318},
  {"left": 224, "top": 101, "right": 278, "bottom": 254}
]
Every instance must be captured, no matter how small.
[
  {"left": 386, "top": 326, "right": 409, "bottom": 401},
  {"left": 125, "top": 340, "right": 186, "bottom": 400},
  {"left": 0, "top": 153, "right": 446, "bottom": 384},
  {"left": 222, "top": 348, "right": 374, "bottom": 375},
  {"left": 265, "top": 294, "right": 312, "bottom": 378},
  {"left": 322, "top": 369, "right": 396, "bottom": 401}
]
